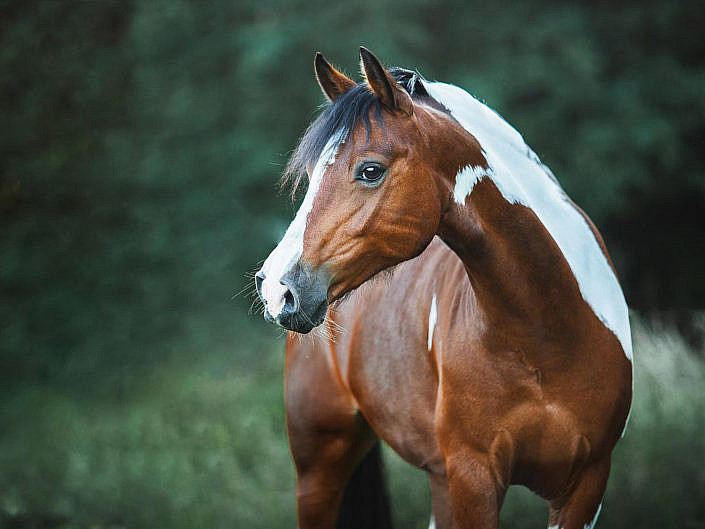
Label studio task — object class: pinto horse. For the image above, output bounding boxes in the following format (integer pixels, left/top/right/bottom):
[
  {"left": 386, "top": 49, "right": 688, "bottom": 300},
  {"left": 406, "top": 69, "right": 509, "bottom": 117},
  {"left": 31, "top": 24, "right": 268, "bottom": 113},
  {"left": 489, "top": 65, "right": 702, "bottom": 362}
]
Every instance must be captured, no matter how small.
[{"left": 254, "top": 47, "right": 632, "bottom": 529}]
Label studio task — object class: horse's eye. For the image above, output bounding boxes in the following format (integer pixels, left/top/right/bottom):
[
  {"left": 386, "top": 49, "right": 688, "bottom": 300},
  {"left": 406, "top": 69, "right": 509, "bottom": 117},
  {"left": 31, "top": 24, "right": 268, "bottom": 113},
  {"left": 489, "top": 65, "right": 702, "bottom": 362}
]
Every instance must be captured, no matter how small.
[{"left": 355, "top": 162, "right": 386, "bottom": 185}]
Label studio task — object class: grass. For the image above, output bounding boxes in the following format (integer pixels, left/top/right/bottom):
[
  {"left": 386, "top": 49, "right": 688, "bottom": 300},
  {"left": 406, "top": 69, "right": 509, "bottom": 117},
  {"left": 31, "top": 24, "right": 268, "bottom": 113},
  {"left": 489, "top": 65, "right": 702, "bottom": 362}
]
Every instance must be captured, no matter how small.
[{"left": 1, "top": 317, "right": 704, "bottom": 528}]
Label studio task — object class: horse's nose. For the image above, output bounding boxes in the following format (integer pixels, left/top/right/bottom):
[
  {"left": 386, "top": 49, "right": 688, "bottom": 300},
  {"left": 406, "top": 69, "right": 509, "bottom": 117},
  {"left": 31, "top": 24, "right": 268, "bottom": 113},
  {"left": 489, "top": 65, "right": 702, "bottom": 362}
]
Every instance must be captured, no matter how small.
[
  {"left": 255, "top": 270, "right": 299, "bottom": 326},
  {"left": 255, "top": 265, "right": 327, "bottom": 333}
]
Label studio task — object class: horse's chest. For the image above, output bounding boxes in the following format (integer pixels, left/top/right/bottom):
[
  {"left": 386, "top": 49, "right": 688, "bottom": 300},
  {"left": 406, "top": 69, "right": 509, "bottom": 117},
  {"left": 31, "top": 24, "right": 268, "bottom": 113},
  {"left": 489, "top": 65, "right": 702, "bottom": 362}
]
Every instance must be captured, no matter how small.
[{"left": 345, "top": 327, "right": 445, "bottom": 472}]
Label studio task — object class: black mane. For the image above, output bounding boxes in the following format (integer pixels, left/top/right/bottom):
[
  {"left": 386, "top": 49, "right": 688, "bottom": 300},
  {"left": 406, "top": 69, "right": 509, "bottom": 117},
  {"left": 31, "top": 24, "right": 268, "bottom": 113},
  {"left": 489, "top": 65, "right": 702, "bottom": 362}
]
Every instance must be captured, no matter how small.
[{"left": 283, "top": 67, "right": 430, "bottom": 195}]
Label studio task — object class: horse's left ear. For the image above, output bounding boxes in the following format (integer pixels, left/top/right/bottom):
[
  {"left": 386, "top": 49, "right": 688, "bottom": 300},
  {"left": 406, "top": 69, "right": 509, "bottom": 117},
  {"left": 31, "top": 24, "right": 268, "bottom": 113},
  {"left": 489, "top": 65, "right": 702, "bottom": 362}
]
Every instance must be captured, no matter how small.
[{"left": 359, "top": 46, "right": 413, "bottom": 117}]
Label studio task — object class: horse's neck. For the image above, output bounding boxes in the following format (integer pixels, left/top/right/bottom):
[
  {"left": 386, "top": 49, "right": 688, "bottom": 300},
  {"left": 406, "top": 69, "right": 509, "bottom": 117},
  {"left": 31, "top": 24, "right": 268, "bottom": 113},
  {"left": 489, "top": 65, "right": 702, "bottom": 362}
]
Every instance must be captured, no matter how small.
[
  {"left": 438, "top": 178, "right": 586, "bottom": 337},
  {"left": 418, "top": 86, "right": 630, "bottom": 358},
  {"left": 425, "top": 110, "right": 587, "bottom": 339}
]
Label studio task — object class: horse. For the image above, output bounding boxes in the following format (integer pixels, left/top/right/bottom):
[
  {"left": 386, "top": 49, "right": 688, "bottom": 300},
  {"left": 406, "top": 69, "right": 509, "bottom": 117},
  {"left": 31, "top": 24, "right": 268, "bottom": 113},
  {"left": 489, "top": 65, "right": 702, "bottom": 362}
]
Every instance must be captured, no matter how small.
[{"left": 254, "top": 47, "right": 633, "bottom": 529}]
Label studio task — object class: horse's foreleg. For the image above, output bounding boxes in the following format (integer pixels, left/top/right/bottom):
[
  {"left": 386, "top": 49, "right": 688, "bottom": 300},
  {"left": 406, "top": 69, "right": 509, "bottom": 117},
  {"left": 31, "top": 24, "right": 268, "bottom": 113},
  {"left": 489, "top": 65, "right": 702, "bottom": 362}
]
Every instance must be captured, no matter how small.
[
  {"left": 289, "top": 416, "right": 376, "bottom": 529},
  {"left": 439, "top": 422, "right": 515, "bottom": 529},
  {"left": 547, "top": 457, "right": 610, "bottom": 529},
  {"left": 428, "top": 473, "right": 455, "bottom": 529},
  {"left": 285, "top": 335, "right": 376, "bottom": 529},
  {"left": 444, "top": 449, "right": 504, "bottom": 529}
]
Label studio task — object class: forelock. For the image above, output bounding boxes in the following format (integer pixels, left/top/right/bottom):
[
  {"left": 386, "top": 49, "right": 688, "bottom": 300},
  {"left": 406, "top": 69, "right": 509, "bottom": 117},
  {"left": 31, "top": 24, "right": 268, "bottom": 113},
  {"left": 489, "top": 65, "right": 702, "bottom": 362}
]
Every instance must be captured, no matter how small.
[{"left": 281, "top": 68, "right": 429, "bottom": 197}]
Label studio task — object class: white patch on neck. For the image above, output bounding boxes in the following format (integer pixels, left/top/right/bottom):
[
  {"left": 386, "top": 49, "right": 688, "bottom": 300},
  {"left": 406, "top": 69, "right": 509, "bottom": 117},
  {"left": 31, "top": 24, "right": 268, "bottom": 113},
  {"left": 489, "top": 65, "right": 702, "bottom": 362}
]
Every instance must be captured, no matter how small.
[
  {"left": 259, "top": 133, "right": 343, "bottom": 318},
  {"left": 423, "top": 81, "right": 633, "bottom": 363},
  {"left": 453, "top": 164, "right": 486, "bottom": 204},
  {"left": 428, "top": 293, "right": 437, "bottom": 351},
  {"left": 428, "top": 514, "right": 436, "bottom": 529}
]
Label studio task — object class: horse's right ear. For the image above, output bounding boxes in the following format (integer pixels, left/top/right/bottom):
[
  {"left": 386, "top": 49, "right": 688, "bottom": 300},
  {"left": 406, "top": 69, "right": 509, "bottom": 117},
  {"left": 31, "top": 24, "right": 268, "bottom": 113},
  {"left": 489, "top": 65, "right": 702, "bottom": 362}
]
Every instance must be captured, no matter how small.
[
  {"left": 314, "top": 52, "right": 356, "bottom": 102},
  {"left": 359, "top": 46, "right": 413, "bottom": 117}
]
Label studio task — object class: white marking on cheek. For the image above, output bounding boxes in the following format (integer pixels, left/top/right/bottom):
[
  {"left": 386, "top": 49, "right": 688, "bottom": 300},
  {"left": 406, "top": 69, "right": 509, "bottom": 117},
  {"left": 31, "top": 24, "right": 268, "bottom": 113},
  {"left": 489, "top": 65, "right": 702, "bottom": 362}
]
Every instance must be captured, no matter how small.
[
  {"left": 259, "top": 133, "right": 343, "bottom": 318},
  {"left": 428, "top": 293, "right": 437, "bottom": 351}
]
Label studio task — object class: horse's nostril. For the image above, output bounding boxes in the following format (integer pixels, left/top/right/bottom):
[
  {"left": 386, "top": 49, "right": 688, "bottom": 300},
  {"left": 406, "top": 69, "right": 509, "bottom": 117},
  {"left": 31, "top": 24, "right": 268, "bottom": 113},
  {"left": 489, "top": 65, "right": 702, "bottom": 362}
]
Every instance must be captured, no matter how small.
[{"left": 283, "top": 288, "right": 297, "bottom": 314}]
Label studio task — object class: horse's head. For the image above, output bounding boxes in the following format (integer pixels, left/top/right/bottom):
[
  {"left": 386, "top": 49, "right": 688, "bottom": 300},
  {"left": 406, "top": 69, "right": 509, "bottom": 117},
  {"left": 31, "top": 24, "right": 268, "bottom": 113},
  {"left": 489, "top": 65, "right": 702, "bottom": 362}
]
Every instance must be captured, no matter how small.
[{"left": 255, "top": 48, "right": 459, "bottom": 333}]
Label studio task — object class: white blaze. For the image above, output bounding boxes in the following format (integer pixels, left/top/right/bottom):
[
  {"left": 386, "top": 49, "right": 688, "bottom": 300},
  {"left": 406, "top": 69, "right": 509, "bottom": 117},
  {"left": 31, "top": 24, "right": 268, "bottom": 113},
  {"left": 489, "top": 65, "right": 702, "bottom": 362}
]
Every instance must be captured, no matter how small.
[{"left": 259, "top": 134, "right": 343, "bottom": 318}]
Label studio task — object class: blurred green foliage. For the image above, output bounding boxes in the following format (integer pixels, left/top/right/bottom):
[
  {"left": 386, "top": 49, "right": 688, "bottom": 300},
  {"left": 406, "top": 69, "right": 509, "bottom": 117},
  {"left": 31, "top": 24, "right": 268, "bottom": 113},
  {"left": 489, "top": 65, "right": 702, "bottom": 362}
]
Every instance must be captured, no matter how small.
[
  {"left": 1, "top": 320, "right": 703, "bottom": 529},
  {"left": 1, "top": 0, "right": 704, "bottom": 527}
]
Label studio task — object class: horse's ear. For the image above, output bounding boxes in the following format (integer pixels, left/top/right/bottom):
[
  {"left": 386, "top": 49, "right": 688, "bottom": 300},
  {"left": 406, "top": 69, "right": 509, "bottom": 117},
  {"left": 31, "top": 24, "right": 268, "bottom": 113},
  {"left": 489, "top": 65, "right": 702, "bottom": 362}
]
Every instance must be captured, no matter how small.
[
  {"left": 359, "top": 46, "right": 413, "bottom": 116},
  {"left": 314, "top": 52, "right": 356, "bottom": 102}
]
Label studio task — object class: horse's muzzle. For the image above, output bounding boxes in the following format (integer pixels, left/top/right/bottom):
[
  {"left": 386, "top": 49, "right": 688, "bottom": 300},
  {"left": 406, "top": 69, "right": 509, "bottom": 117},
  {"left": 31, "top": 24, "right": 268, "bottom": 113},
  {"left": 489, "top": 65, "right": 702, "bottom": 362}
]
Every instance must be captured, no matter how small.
[{"left": 255, "top": 263, "right": 328, "bottom": 334}]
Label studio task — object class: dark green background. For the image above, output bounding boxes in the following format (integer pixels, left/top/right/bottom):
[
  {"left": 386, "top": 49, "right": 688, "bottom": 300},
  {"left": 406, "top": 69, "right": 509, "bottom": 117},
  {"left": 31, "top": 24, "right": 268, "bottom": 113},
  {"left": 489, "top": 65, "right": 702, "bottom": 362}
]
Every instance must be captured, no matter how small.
[{"left": 1, "top": 1, "right": 704, "bottom": 528}]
